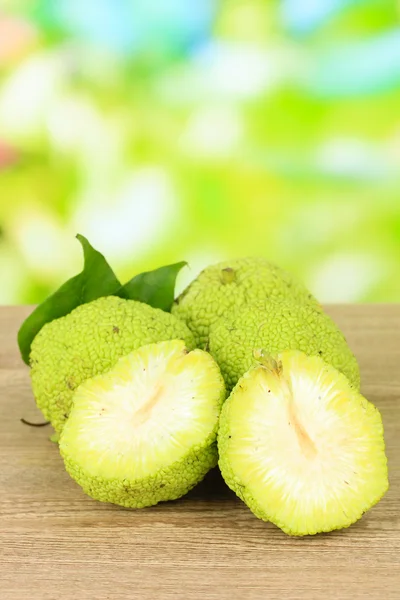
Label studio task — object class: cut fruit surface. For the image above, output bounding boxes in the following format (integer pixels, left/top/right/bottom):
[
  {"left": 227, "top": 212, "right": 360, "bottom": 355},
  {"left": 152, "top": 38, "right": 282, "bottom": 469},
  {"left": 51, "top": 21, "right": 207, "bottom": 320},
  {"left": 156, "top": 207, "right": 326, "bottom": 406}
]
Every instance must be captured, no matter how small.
[
  {"left": 218, "top": 350, "right": 388, "bottom": 536},
  {"left": 60, "top": 340, "right": 225, "bottom": 508}
]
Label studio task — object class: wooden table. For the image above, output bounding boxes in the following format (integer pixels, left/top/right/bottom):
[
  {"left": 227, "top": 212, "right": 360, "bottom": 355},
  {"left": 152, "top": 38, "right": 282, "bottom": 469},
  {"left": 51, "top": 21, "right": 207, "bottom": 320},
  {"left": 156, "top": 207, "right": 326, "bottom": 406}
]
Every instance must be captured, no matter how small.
[{"left": 0, "top": 306, "right": 399, "bottom": 599}]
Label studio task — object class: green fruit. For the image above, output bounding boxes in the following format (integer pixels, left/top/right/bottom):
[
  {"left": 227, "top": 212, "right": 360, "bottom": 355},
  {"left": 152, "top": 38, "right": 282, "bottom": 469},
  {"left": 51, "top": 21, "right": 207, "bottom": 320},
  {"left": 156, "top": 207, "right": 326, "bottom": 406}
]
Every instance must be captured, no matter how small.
[
  {"left": 30, "top": 296, "right": 195, "bottom": 433},
  {"left": 60, "top": 340, "right": 225, "bottom": 508},
  {"left": 209, "top": 299, "right": 360, "bottom": 391},
  {"left": 172, "top": 257, "right": 320, "bottom": 348},
  {"left": 218, "top": 350, "right": 388, "bottom": 536}
]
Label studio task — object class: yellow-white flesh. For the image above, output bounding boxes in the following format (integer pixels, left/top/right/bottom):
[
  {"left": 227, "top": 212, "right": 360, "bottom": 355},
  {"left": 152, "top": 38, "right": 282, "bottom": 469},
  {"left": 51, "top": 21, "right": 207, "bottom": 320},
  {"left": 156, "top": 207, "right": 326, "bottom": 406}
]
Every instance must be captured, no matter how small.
[
  {"left": 61, "top": 340, "right": 223, "bottom": 480},
  {"left": 219, "top": 351, "right": 388, "bottom": 535}
]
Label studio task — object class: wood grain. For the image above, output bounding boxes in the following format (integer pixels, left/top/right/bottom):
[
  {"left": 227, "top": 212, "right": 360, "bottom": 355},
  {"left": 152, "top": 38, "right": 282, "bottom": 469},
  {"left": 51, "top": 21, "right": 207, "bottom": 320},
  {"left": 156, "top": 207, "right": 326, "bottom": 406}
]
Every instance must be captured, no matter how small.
[{"left": 0, "top": 305, "right": 399, "bottom": 600}]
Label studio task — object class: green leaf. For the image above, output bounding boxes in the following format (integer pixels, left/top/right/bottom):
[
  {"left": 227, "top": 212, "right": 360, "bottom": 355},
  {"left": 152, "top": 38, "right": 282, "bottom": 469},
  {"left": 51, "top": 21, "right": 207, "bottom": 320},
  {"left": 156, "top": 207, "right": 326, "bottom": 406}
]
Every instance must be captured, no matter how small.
[
  {"left": 18, "top": 234, "right": 121, "bottom": 365},
  {"left": 118, "top": 261, "right": 187, "bottom": 312}
]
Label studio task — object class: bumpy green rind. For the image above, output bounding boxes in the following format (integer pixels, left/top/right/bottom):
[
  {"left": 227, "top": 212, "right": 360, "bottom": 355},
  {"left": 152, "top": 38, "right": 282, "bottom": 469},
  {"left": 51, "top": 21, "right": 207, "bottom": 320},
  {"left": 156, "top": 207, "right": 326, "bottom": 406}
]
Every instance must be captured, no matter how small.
[
  {"left": 30, "top": 296, "right": 195, "bottom": 433},
  {"left": 218, "top": 378, "right": 265, "bottom": 514},
  {"left": 61, "top": 439, "right": 219, "bottom": 508},
  {"left": 218, "top": 362, "right": 388, "bottom": 536},
  {"left": 172, "top": 257, "right": 320, "bottom": 348},
  {"left": 209, "top": 300, "right": 360, "bottom": 391}
]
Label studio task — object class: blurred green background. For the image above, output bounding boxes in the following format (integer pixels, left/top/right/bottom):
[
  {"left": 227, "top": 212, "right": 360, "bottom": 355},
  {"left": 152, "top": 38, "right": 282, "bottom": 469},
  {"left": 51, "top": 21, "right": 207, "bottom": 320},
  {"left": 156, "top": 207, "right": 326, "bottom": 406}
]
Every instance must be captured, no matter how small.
[{"left": 0, "top": 0, "right": 399, "bottom": 305}]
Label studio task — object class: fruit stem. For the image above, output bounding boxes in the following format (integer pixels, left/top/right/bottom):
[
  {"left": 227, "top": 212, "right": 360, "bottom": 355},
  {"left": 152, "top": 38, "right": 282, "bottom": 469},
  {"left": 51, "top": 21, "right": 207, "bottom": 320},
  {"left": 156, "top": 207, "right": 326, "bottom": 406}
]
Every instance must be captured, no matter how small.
[
  {"left": 220, "top": 268, "right": 236, "bottom": 284},
  {"left": 20, "top": 418, "right": 50, "bottom": 427}
]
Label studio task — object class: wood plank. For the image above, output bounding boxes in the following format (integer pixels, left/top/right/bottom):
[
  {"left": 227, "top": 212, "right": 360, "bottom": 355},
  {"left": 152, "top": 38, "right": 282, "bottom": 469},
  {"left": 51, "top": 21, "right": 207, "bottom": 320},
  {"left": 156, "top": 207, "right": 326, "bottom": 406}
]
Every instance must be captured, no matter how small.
[{"left": 0, "top": 305, "right": 399, "bottom": 599}]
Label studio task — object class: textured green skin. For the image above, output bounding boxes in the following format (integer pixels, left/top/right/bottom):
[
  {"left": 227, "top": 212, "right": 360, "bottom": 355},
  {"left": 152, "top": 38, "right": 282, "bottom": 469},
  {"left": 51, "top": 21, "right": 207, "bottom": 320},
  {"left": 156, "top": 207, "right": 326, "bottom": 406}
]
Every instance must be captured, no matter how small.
[
  {"left": 218, "top": 382, "right": 271, "bottom": 523},
  {"left": 209, "top": 301, "right": 360, "bottom": 391},
  {"left": 172, "top": 257, "right": 320, "bottom": 348},
  {"left": 61, "top": 440, "right": 218, "bottom": 508},
  {"left": 218, "top": 360, "right": 387, "bottom": 536},
  {"left": 30, "top": 297, "right": 195, "bottom": 433}
]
